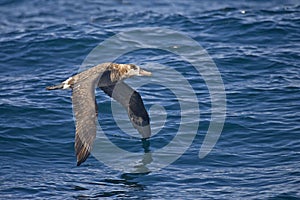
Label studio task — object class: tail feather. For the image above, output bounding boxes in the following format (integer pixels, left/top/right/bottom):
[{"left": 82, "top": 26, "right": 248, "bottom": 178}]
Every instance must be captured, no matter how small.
[{"left": 46, "top": 83, "right": 64, "bottom": 90}]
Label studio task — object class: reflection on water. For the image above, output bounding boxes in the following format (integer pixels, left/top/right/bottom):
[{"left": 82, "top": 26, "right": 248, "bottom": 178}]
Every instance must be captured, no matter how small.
[
  {"left": 132, "top": 139, "right": 153, "bottom": 173},
  {"left": 73, "top": 170, "right": 149, "bottom": 199}
]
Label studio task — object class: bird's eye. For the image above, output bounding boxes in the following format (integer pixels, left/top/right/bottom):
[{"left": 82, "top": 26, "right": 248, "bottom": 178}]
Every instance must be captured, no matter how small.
[{"left": 130, "top": 64, "right": 137, "bottom": 70}]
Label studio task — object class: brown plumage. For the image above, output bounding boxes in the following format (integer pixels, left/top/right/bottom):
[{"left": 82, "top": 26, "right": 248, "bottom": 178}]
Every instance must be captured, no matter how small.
[{"left": 46, "top": 62, "right": 152, "bottom": 166}]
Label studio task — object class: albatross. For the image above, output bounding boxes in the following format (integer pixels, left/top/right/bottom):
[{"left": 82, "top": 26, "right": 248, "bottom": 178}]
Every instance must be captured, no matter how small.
[{"left": 46, "top": 62, "right": 152, "bottom": 166}]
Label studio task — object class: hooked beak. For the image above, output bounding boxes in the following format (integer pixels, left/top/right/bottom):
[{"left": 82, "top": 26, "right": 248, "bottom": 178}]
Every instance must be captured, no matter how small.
[{"left": 139, "top": 69, "right": 152, "bottom": 76}]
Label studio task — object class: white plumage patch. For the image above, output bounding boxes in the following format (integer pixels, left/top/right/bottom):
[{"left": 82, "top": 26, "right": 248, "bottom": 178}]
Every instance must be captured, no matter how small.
[{"left": 62, "top": 77, "right": 73, "bottom": 89}]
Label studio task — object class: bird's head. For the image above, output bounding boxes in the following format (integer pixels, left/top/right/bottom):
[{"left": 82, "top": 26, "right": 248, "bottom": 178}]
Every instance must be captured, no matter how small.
[
  {"left": 110, "top": 63, "right": 152, "bottom": 82},
  {"left": 124, "top": 64, "right": 152, "bottom": 78}
]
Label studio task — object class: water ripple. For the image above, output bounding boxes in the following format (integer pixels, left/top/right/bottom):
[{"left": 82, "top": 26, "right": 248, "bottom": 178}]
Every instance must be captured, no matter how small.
[{"left": 1, "top": 0, "right": 299, "bottom": 199}]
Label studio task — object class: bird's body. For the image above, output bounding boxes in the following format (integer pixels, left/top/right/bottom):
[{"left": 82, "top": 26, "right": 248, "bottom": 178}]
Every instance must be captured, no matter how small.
[{"left": 47, "top": 63, "right": 152, "bottom": 166}]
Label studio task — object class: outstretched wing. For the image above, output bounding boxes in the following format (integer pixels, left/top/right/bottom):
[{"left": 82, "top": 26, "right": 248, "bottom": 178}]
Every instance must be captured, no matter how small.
[
  {"left": 72, "top": 74, "right": 100, "bottom": 166},
  {"left": 99, "top": 81, "right": 151, "bottom": 138}
]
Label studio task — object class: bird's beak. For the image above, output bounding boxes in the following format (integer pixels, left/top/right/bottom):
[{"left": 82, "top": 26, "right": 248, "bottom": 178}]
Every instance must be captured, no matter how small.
[{"left": 139, "top": 69, "right": 152, "bottom": 76}]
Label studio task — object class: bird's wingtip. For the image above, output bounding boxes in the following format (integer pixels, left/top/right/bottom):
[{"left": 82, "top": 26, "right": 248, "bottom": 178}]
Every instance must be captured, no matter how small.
[{"left": 75, "top": 144, "right": 91, "bottom": 167}]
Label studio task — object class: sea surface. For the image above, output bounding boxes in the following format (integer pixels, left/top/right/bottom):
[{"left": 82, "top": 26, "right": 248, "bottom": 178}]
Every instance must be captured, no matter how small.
[{"left": 1, "top": 0, "right": 300, "bottom": 199}]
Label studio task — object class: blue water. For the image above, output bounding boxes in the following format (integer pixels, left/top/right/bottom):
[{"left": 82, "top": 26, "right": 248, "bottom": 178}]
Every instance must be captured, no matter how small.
[{"left": 1, "top": 0, "right": 300, "bottom": 199}]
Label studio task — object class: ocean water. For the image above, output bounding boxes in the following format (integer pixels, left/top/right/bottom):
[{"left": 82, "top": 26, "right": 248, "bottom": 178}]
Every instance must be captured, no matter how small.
[{"left": 1, "top": 0, "right": 300, "bottom": 199}]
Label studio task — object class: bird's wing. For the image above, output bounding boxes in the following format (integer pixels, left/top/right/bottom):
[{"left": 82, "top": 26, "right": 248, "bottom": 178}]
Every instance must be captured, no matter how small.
[
  {"left": 99, "top": 81, "right": 151, "bottom": 138},
  {"left": 72, "top": 74, "right": 100, "bottom": 166}
]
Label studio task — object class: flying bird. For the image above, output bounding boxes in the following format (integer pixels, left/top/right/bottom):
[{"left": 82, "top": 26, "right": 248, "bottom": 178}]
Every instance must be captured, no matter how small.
[{"left": 46, "top": 63, "right": 152, "bottom": 166}]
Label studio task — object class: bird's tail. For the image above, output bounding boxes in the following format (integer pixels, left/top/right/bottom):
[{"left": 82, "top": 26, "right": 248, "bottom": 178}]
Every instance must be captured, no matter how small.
[{"left": 46, "top": 83, "right": 64, "bottom": 90}]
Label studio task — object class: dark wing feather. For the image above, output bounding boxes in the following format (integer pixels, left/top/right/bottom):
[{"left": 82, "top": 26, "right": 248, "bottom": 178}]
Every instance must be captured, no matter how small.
[
  {"left": 72, "top": 74, "right": 99, "bottom": 166},
  {"left": 99, "top": 81, "right": 151, "bottom": 138}
]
